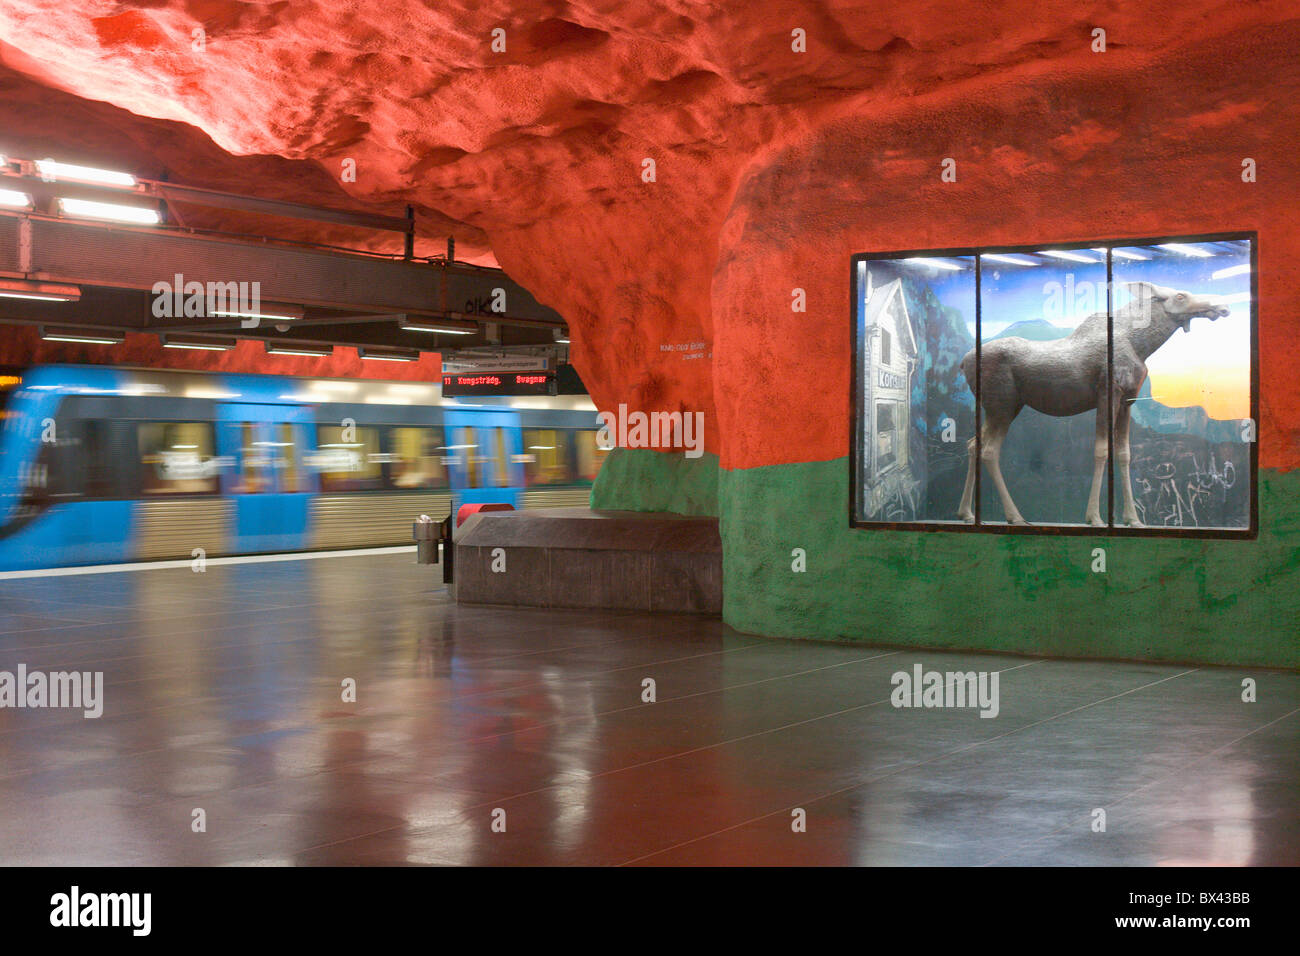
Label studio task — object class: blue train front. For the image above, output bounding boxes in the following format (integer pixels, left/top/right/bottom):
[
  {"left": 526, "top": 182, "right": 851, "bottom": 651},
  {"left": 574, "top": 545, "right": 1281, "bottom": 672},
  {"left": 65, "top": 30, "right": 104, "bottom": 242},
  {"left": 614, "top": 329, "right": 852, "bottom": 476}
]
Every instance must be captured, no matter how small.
[{"left": 0, "top": 365, "right": 608, "bottom": 571}]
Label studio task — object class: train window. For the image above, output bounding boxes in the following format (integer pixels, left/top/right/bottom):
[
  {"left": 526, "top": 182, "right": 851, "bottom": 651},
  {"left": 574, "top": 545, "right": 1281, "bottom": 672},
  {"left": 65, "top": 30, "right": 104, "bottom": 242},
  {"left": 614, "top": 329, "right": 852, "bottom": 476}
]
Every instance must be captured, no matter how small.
[
  {"left": 232, "top": 423, "right": 270, "bottom": 494},
  {"left": 18, "top": 446, "right": 53, "bottom": 512},
  {"left": 522, "top": 429, "right": 573, "bottom": 485},
  {"left": 574, "top": 430, "right": 611, "bottom": 483},
  {"left": 0, "top": 370, "right": 21, "bottom": 421},
  {"left": 79, "top": 420, "right": 115, "bottom": 498},
  {"left": 276, "top": 423, "right": 307, "bottom": 493},
  {"left": 390, "top": 427, "right": 449, "bottom": 490},
  {"left": 138, "top": 422, "right": 220, "bottom": 495},
  {"left": 488, "top": 427, "right": 512, "bottom": 488},
  {"left": 453, "top": 427, "right": 479, "bottom": 487},
  {"left": 315, "top": 425, "right": 384, "bottom": 492}
]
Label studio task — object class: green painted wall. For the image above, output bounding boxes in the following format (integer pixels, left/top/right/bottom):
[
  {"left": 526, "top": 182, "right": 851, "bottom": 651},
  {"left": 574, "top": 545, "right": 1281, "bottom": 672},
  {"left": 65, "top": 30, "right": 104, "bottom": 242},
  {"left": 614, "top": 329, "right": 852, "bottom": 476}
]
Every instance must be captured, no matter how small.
[
  {"left": 723, "top": 459, "right": 1300, "bottom": 668},
  {"left": 591, "top": 449, "right": 1300, "bottom": 667},
  {"left": 590, "top": 447, "right": 720, "bottom": 516}
]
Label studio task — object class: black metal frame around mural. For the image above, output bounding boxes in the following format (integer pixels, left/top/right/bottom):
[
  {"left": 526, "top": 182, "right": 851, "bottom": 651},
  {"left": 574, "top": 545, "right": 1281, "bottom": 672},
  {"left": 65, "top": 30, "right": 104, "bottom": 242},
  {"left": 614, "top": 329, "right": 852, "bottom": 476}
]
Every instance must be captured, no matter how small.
[{"left": 848, "top": 231, "right": 1259, "bottom": 539}]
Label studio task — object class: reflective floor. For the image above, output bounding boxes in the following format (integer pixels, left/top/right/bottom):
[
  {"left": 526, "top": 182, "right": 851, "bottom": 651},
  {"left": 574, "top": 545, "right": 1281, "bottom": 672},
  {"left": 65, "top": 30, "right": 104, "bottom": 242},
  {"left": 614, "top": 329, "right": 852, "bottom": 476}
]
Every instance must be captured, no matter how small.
[{"left": 0, "top": 550, "right": 1296, "bottom": 866}]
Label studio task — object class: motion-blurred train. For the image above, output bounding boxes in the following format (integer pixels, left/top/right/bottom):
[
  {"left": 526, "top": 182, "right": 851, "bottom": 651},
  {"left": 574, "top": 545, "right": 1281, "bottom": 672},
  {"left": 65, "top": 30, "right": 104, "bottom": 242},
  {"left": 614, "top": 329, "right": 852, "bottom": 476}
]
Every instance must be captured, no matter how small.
[{"left": 0, "top": 364, "right": 608, "bottom": 571}]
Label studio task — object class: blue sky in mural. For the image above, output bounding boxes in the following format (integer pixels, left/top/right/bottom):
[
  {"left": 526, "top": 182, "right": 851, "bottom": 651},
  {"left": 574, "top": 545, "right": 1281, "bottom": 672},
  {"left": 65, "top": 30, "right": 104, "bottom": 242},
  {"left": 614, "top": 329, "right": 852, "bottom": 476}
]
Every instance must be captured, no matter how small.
[
  {"left": 861, "top": 241, "right": 1249, "bottom": 350},
  {"left": 980, "top": 256, "right": 1107, "bottom": 338}
]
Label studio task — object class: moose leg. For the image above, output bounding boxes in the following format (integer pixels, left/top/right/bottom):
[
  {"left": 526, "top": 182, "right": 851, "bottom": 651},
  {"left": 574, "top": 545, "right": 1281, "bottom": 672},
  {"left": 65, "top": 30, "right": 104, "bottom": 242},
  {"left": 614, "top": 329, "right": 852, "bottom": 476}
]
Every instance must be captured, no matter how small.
[
  {"left": 981, "top": 419, "right": 1027, "bottom": 525},
  {"left": 1084, "top": 401, "right": 1109, "bottom": 527},
  {"left": 1115, "top": 401, "right": 1143, "bottom": 527},
  {"left": 957, "top": 435, "right": 977, "bottom": 522}
]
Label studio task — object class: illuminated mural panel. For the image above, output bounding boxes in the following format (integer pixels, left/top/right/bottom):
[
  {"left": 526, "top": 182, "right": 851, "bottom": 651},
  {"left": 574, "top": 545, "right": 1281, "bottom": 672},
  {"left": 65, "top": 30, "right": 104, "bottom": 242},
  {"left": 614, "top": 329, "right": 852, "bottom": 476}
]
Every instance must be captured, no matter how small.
[
  {"left": 978, "top": 249, "right": 1109, "bottom": 527},
  {"left": 851, "top": 235, "right": 1255, "bottom": 535},
  {"left": 1110, "top": 240, "right": 1253, "bottom": 531},
  {"left": 853, "top": 256, "right": 975, "bottom": 523}
]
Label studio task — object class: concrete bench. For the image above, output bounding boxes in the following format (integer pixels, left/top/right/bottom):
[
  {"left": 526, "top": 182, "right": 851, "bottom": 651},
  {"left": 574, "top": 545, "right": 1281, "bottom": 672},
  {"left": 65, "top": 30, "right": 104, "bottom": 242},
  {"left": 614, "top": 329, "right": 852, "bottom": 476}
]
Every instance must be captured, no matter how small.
[{"left": 451, "top": 507, "right": 721, "bottom": 614}]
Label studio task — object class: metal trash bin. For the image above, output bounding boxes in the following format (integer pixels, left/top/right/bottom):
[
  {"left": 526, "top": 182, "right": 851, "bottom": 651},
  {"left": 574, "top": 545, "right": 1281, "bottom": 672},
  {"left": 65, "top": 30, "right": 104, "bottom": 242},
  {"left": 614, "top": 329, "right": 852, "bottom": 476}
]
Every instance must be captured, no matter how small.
[{"left": 413, "top": 514, "right": 438, "bottom": 564}]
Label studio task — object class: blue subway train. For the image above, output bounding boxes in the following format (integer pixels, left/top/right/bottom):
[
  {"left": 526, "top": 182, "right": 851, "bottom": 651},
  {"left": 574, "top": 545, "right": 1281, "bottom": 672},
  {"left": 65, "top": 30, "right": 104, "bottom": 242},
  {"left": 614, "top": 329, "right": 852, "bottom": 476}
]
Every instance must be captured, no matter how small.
[{"left": 0, "top": 365, "right": 608, "bottom": 571}]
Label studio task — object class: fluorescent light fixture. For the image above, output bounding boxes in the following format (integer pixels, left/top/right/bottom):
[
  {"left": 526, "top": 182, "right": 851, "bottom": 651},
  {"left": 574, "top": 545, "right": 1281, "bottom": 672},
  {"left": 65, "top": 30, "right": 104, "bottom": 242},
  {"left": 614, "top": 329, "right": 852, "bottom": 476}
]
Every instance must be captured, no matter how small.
[
  {"left": 1158, "top": 243, "right": 1213, "bottom": 258},
  {"left": 0, "top": 292, "right": 75, "bottom": 303},
  {"left": 1037, "top": 249, "right": 1096, "bottom": 263},
  {"left": 401, "top": 317, "right": 477, "bottom": 335},
  {"left": 0, "top": 188, "right": 31, "bottom": 208},
  {"left": 359, "top": 347, "right": 419, "bottom": 362},
  {"left": 1093, "top": 247, "right": 1149, "bottom": 261},
  {"left": 36, "top": 159, "right": 136, "bottom": 187},
  {"left": 40, "top": 325, "right": 125, "bottom": 345},
  {"left": 982, "top": 254, "right": 1039, "bottom": 266},
  {"left": 553, "top": 326, "right": 571, "bottom": 344},
  {"left": 163, "top": 334, "right": 236, "bottom": 352},
  {"left": 309, "top": 380, "right": 358, "bottom": 393},
  {"left": 265, "top": 341, "right": 333, "bottom": 357},
  {"left": 210, "top": 305, "right": 304, "bottom": 323},
  {"left": 0, "top": 279, "right": 81, "bottom": 303},
  {"left": 58, "top": 197, "right": 160, "bottom": 225},
  {"left": 1211, "top": 263, "right": 1251, "bottom": 280},
  {"left": 903, "top": 257, "right": 964, "bottom": 270}
]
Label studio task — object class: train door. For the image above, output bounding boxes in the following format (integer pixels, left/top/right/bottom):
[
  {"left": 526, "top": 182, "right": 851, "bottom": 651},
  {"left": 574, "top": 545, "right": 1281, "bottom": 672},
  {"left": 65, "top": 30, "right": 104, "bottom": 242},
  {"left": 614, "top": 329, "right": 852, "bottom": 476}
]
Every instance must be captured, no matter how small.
[
  {"left": 442, "top": 407, "right": 523, "bottom": 510},
  {"left": 216, "top": 403, "right": 314, "bottom": 553}
]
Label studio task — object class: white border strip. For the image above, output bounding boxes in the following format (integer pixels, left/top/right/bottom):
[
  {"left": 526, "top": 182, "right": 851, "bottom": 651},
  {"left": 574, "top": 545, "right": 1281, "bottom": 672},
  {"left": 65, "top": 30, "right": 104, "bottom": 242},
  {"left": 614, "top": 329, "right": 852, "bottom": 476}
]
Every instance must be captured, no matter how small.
[{"left": 0, "top": 545, "right": 422, "bottom": 580}]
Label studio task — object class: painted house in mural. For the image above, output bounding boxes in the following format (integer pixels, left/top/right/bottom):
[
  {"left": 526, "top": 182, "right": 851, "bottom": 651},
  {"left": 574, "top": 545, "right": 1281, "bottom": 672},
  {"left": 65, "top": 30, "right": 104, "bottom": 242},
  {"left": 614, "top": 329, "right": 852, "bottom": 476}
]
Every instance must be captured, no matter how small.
[{"left": 862, "top": 275, "right": 919, "bottom": 519}]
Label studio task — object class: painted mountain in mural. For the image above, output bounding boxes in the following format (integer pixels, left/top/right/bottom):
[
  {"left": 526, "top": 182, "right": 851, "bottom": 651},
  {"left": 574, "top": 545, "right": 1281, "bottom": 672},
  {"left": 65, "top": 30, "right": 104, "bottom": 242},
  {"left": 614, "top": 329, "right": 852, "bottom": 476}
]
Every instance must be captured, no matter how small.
[
  {"left": 990, "top": 318, "right": 1069, "bottom": 341},
  {"left": 1130, "top": 378, "right": 1244, "bottom": 443}
]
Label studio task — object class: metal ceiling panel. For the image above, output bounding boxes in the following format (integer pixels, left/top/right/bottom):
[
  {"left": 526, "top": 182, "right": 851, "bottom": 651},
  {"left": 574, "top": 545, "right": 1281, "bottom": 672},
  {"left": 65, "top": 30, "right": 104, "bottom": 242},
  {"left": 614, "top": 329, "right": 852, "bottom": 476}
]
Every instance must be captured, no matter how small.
[{"left": 2, "top": 212, "right": 562, "bottom": 325}]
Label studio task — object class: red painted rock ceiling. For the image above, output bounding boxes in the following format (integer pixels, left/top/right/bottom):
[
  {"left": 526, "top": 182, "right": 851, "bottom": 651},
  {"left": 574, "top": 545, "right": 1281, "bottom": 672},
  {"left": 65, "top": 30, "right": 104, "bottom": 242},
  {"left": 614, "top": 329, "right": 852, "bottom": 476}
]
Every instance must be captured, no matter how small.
[{"left": 1, "top": 2, "right": 1298, "bottom": 468}]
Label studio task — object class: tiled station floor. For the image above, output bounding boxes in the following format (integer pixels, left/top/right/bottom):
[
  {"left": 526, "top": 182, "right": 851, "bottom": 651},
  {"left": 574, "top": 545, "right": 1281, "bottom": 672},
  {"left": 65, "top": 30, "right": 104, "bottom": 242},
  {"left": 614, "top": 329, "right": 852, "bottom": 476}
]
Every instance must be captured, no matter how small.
[{"left": 0, "top": 550, "right": 1296, "bottom": 866}]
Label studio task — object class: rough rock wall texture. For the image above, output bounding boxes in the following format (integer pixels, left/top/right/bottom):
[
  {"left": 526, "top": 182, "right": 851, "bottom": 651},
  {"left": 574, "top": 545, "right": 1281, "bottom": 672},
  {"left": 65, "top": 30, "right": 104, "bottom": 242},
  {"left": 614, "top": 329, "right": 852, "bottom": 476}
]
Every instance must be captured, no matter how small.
[
  {"left": 0, "top": 63, "right": 478, "bottom": 261},
  {"left": 589, "top": 447, "right": 719, "bottom": 516},
  {"left": 712, "top": 13, "right": 1300, "bottom": 472},
  {"left": 2, "top": 1, "right": 1298, "bottom": 661}
]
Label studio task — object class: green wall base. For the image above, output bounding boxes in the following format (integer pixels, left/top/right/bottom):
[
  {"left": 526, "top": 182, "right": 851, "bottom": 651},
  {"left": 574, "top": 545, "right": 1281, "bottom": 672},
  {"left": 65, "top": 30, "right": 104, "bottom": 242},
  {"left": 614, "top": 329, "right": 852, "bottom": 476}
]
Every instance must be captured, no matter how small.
[
  {"left": 590, "top": 449, "right": 1300, "bottom": 667},
  {"left": 722, "top": 458, "right": 1300, "bottom": 668},
  {"left": 590, "top": 447, "right": 720, "bottom": 516}
]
